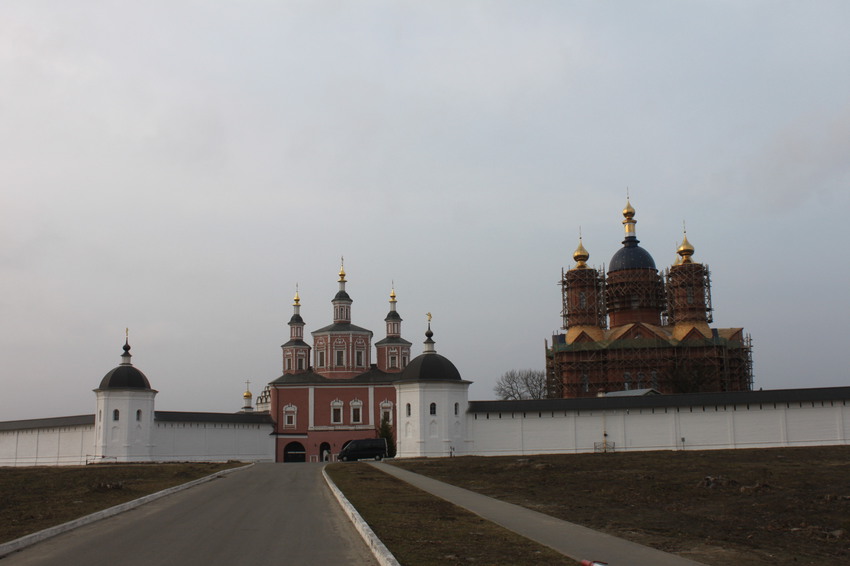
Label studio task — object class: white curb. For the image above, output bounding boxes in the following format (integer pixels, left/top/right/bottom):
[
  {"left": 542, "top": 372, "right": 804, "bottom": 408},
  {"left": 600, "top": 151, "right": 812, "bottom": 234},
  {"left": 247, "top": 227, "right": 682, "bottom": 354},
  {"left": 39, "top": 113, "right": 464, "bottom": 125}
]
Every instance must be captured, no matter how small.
[
  {"left": 322, "top": 466, "right": 401, "bottom": 566},
  {"left": 0, "top": 463, "right": 253, "bottom": 559}
]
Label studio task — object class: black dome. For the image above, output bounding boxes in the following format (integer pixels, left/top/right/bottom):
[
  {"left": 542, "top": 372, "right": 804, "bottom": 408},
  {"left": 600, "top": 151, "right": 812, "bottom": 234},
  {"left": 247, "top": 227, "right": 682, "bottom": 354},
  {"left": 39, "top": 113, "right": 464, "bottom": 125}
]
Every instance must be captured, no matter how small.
[
  {"left": 609, "top": 238, "right": 656, "bottom": 272},
  {"left": 399, "top": 353, "right": 462, "bottom": 382},
  {"left": 99, "top": 365, "right": 151, "bottom": 390},
  {"left": 334, "top": 290, "right": 351, "bottom": 301}
]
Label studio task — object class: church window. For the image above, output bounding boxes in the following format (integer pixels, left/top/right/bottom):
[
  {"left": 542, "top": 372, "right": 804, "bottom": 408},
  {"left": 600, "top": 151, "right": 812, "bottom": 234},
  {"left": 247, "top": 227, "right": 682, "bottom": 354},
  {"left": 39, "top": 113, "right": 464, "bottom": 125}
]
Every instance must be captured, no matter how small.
[
  {"left": 350, "top": 399, "right": 363, "bottom": 424},
  {"left": 136, "top": 409, "right": 142, "bottom": 422},
  {"left": 335, "top": 350, "right": 345, "bottom": 367},
  {"left": 389, "top": 355, "right": 397, "bottom": 368},
  {"left": 637, "top": 372, "right": 645, "bottom": 389},
  {"left": 402, "top": 354, "right": 409, "bottom": 367},
  {"left": 430, "top": 403, "right": 437, "bottom": 416},
  {"left": 331, "top": 399, "right": 344, "bottom": 424},
  {"left": 406, "top": 403, "right": 411, "bottom": 417},
  {"left": 286, "top": 358, "right": 292, "bottom": 370},
  {"left": 624, "top": 372, "right": 632, "bottom": 390},
  {"left": 579, "top": 292, "right": 587, "bottom": 308},
  {"left": 297, "top": 357, "right": 304, "bottom": 370},
  {"left": 687, "top": 288, "right": 694, "bottom": 305},
  {"left": 356, "top": 351, "right": 364, "bottom": 367},
  {"left": 651, "top": 371, "right": 659, "bottom": 389},
  {"left": 318, "top": 351, "right": 325, "bottom": 368},
  {"left": 283, "top": 404, "right": 297, "bottom": 428},
  {"left": 113, "top": 409, "right": 120, "bottom": 421},
  {"left": 454, "top": 402, "right": 459, "bottom": 416},
  {"left": 581, "top": 373, "right": 589, "bottom": 393},
  {"left": 380, "top": 401, "right": 393, "bottom": 425}
]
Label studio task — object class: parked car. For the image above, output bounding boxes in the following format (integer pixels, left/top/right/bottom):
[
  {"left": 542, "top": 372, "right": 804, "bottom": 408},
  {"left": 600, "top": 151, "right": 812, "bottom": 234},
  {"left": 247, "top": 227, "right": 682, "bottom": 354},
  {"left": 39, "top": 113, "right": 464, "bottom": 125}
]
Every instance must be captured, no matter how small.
[{"left": 338, "top": 438, "right": 388, "bottom": 461}]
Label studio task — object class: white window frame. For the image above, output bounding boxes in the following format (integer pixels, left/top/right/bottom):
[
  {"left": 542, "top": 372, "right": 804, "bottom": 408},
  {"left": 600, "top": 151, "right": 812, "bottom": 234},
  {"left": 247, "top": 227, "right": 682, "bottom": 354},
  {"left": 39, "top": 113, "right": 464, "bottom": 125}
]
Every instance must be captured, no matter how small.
[
  {"left": 350, "top": 399, "right": 363, "bottom": 424},
  {"left": 283, "top": 404, "right": 297, "bottom": 429},
  {"left": 380, "top": 400, "right": 394, "bottom": 425},
  {"left": 331, "top": 399, "right": 344, "bottom": 424}
]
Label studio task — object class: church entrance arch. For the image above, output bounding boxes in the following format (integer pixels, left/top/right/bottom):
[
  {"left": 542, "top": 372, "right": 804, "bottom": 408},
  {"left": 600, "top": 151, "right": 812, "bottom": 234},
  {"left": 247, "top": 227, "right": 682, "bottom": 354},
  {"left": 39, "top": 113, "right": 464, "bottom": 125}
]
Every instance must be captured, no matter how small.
[
  {"left": 319, "top": 442, "right": 331, "bottom": 462},
  {"left": 283, "top": 441, "right": 306, "bottom": 463}
]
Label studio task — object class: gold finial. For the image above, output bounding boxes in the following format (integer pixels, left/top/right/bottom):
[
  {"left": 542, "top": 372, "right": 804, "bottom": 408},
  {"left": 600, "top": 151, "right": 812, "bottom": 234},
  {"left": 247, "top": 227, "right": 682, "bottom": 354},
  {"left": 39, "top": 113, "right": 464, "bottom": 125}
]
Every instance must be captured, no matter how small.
[
  {"left": 426, "top": 312, "right": 432, "bottom": 322},
  {"left": 243, "top": 380, "right": 252, "bottom": 398},
  {"left": 390, "top": 283, "right": 397, "bottom": 303},
  {"left": 623, "top": 198, "right": 635, "bottom": 219},
  {"left": 293, "top": 283, "right": 300, "bottom": 306},
  {"left": 572, "top": 232, "right": 589, "bottom": 268},
  {"left": 338, "top": 256, "right": 346, "bottom": 282},
  {"left": 677, "top": 223, "right": 695, "bottom": 263}
]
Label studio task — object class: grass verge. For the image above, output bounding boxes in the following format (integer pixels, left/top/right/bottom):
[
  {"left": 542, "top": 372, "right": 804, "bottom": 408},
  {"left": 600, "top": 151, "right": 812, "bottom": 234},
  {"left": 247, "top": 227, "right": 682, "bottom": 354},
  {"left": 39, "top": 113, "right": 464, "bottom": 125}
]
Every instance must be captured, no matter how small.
[
  {"left": 326, "top": 462, "right": 578, "bottom": 566},
  {"left": 0, "top": 462, "right": 242, "bottom": 544}
]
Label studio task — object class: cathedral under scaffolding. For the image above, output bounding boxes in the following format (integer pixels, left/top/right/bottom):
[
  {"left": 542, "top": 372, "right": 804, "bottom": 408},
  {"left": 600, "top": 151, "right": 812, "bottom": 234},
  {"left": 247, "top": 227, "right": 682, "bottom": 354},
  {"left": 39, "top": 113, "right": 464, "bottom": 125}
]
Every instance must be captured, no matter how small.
[{"left": 546, "top": 202, "right": 753, "bottom": 399}]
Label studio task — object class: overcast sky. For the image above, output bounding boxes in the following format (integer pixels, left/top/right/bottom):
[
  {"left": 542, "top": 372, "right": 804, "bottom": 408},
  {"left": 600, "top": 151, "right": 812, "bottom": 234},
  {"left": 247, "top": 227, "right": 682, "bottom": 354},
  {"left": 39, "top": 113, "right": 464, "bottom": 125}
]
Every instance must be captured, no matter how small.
[{"left": 1, "top": 2, "right": 848, "bottom": 421}]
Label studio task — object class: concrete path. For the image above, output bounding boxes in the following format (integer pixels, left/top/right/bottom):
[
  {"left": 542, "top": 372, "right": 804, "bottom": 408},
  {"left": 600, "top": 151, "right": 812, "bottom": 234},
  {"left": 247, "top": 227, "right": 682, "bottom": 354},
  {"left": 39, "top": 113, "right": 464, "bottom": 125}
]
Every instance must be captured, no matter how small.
[
  {"left": 3, "top": 463, "right": 377, "bottom": 566},
  {"left": 372, "top": 462, "right": 707, "bottom": 566}
]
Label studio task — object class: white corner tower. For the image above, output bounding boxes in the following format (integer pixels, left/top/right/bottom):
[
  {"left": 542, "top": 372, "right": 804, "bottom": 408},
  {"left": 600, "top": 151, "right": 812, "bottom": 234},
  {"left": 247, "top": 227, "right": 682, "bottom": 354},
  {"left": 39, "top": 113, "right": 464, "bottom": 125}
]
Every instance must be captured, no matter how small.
[
  {"left": 395, "top": 315, "right": 470, "bottom": 458},
  {"left": 93, "top": 335, "right": 157, "bottom": 462}
]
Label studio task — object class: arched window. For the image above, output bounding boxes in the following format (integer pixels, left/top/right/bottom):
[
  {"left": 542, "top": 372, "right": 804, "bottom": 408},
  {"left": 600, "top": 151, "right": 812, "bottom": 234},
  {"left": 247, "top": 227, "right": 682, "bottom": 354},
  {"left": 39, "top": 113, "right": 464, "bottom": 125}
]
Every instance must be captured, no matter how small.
[
  {"left": 405, "top": 403, "right": 411, "bottom": 417},
  {"left": 113, "top": 409, "right": 120, "bottom": 421},
  {"left": 624, "top": 372, "right": 632, "bottom": 391},
  {"left": 454, "top": 402, "right": 459, "bottom": 416},
  {"left": 429, "top": 403, "right": 436, "bottom": 416},
  {"left": 136, "top": 409, "right": 142, "bottom": 422}
]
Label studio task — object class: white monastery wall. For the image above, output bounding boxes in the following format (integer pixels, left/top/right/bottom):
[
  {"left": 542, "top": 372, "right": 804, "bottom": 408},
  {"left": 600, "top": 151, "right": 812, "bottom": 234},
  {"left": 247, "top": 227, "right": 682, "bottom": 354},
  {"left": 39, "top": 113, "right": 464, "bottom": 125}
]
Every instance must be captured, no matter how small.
[
  {"left": 0, "top": 425, "right": 95, "bottom": 467},
  {"left": 466, "top": 400, "right": 850, "bottom": 457},
  {"left": 151, "top": 422, "right": 274, "bottom": 462}
]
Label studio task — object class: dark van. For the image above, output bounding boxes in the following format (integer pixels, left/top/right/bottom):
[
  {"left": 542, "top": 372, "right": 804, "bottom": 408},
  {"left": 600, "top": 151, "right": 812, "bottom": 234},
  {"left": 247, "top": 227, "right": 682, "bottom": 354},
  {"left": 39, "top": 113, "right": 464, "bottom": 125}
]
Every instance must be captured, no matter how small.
[{"left": 338, "top": 438, "right": 388, "bottom": 461}]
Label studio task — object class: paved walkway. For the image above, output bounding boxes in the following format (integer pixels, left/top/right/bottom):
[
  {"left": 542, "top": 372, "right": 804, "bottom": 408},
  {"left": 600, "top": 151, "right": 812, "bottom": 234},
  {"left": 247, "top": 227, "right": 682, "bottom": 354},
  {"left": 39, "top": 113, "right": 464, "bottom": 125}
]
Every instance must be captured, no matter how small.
[{"left": 371, "top": 462, "right": 707, "bottom": 566}]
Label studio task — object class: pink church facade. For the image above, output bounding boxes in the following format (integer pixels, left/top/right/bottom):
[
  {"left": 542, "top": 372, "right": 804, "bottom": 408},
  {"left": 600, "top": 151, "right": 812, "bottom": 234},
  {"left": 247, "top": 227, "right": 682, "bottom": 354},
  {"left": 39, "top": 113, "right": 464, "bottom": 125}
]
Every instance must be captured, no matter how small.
[{"left": 268, "top": 265, "right": 411, "bottom": 462}]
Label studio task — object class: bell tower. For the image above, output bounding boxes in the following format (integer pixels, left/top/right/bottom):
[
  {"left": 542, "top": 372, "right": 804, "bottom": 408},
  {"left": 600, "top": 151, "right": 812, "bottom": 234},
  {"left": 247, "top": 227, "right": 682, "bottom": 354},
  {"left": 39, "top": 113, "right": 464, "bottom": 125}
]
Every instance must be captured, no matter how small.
[
  {"left": 375, "top": 286, "right": 412, "bottom": 372},
  {"left": 282, "top": 288, "right": 310, "bottom": 374}
]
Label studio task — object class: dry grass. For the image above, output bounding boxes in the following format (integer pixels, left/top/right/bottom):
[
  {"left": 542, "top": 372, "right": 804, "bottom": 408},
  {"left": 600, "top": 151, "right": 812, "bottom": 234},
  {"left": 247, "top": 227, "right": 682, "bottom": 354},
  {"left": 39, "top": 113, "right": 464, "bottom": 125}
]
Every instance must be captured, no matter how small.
[
  {"left": 326, "top": 463, "right": 578, "bottom": 566},
  {"left": 0, "top": 462, "right": 241, "bottom": 544},
  {"left": 389, "top": 447, "right": 850, "bottom": 566}
]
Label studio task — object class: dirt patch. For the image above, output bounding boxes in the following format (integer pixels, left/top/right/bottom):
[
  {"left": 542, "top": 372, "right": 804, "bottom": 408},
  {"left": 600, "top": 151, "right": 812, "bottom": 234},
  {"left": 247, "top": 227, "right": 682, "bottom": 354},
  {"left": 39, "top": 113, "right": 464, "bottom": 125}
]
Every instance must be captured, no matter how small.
[
  {"left": 390, "top": 447, "right": 850, "bottom": 566},
  {"left": 0, "top": 462, "right": 242, "bottom": 544}
]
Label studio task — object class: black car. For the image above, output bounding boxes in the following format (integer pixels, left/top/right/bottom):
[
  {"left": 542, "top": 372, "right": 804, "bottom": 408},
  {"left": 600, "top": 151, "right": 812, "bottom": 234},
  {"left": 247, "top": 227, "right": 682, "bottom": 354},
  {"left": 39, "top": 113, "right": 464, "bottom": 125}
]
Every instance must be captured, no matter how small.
[{"left": 338, "top": 438, "right": 388, "bottom": 461}]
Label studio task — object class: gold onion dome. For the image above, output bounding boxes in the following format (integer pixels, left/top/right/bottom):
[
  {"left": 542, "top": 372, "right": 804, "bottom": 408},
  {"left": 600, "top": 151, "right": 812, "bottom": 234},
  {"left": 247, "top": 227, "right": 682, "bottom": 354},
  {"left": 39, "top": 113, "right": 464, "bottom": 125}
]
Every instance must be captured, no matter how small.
[
  {"left": 293, "top": 290, "right": 300, "bottom": 306},
  {"left": 677, "top": 232, "right": 695, "bottom": 263},
  {"left": 390, "top": 287, "right": 397, "bottom": 303},
  {"left": 243, "top": 390, "right": 252, "bottom": 399},
  {"left": 622, "top": 199, "right": 636, "bottom": 219},
  {"left": 572, "top": 238, "right": 589, "bottom": 268}
]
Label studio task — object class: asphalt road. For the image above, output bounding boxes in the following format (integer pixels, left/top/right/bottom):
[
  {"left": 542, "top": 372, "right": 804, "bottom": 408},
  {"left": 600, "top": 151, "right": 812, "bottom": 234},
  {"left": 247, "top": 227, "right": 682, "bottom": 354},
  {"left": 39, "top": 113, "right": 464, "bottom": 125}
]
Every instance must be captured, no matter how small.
[{"left": 2, "top": 463, "right": 378, "bottom": 566}]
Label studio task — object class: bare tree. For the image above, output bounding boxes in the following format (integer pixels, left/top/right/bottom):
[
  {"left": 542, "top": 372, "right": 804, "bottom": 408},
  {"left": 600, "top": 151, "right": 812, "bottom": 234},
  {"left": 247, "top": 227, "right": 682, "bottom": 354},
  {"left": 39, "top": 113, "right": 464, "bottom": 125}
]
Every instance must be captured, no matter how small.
[{"left": 493, "top": 369, "right": 547, "bottom": 400}]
